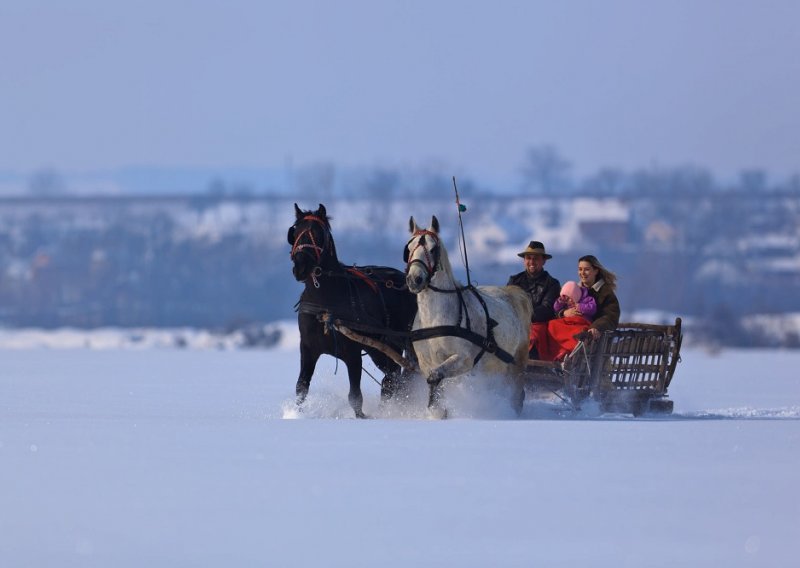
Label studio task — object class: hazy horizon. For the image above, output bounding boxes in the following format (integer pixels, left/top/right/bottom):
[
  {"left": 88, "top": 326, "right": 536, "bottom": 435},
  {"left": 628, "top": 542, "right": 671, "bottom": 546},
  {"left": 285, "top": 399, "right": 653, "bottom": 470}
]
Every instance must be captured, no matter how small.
[{"left": 2, "top": 1, "right": 799, "bottom": 180}]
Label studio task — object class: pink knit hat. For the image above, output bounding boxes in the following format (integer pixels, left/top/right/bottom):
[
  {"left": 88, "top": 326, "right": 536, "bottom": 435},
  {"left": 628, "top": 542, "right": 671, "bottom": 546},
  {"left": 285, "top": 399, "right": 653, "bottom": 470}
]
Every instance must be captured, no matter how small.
[{"left": 560, "top": 281, "right": 581, "bottom": 303}]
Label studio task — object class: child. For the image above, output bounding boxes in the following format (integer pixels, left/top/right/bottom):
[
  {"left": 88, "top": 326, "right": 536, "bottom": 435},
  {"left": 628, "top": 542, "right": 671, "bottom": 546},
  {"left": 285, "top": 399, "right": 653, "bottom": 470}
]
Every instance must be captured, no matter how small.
[
  {"left": 553, "top": 280, "right": 596, "bottom": 321},
  {"left": 539, "top": 281, "right": 597, "bottom": 361}
]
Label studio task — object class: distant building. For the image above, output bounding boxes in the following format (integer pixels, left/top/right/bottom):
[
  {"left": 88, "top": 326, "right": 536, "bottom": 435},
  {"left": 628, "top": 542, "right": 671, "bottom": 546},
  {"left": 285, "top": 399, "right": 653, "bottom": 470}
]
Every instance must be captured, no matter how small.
[{"left": 579, "top": 219, "right": 629, "bottom": 248}]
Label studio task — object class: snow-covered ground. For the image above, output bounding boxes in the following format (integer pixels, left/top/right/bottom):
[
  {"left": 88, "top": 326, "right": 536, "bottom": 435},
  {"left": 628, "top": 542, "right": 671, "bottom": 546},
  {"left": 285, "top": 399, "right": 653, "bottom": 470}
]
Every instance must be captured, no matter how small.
[{"left": 1, "top": 339, "right": 798, "bottom": 567}]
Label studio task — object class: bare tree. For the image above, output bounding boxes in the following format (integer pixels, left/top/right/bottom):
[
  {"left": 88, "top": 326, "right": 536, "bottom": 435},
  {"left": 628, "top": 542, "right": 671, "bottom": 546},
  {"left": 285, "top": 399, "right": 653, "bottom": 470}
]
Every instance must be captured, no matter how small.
[
  {"left": 739, "top": 169, "right": 768, "bottom": 193},
  {"left": 667, "top": 165, "right": 715, "bottom": 196},
  {"left": 363, "top": 167, "right": 400, "bottom": 201},
  {"left": 295, "top": 162, "right": 336, "bottom": 203},
  {"left": 28, "top": 168, "right": 66, "bottom": 197},
  {"left": 363, "top": 167, "right": 400, "bottom": 235},
  {"left": 519, "top": 145, "right": 571, "bottom": 196},
  {"left": 786, "top": 173, "right": 800, "bottom": 194},
  {"left": 582, "top": 167, "right": 627, "bottom": 196},
  {"left": 412, "top": 159, "right": 450, "bottom": 198}
]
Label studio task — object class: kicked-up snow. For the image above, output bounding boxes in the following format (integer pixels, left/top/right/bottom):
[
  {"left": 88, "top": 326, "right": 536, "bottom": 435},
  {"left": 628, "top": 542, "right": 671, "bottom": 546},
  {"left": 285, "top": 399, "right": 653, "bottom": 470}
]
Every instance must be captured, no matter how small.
[{"left": 1, "top": 342, "right": 798, "bottom": 567}]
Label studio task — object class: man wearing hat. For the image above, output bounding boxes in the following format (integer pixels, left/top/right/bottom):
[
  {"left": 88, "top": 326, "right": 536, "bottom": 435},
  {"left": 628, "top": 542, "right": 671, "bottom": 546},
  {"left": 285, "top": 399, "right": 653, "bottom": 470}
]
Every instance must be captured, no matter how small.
[{"left": 507, "top": 241, "right": 561, "bottom": 358}]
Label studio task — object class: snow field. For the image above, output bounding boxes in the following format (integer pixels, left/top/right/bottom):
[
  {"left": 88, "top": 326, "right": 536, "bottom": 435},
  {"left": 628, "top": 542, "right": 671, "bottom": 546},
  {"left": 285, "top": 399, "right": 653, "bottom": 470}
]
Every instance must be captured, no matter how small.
[{"left": 1, "top": 345, "right": 798, "bottom": 567}]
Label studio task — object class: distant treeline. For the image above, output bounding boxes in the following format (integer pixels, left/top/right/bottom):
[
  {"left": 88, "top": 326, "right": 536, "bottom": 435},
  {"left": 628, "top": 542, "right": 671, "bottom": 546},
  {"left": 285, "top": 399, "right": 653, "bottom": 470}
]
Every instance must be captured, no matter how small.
[{"left": 11, "top": 145, "right": 800, "bottom": 200}]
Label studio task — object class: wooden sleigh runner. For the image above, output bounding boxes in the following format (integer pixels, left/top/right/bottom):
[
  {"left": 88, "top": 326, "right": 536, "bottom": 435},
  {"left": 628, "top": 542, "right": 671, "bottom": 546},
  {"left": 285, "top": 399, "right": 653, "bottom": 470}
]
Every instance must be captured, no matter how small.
[{"left": 524, "top": 318, "right": 683, "bottom": 416}]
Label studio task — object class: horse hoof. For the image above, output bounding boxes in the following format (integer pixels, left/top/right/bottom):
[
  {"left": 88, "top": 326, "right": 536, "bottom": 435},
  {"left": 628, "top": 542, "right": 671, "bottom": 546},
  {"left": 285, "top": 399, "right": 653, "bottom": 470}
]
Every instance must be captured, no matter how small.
[
  {"left": 427, "top": 372, "right": 443, "bottom": 385},
  {"left": 427, "top": 406, "right": 448, "bottom": 420},
  {"left": 355, "top": 411, "right": 369, "bottom": 419}
]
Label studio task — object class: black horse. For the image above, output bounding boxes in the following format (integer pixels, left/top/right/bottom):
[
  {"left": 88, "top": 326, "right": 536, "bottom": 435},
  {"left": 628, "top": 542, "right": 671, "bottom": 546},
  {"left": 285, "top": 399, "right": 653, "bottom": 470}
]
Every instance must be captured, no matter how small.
[{"left": 288, "top": 203, "right": 417, "bottom": 418}]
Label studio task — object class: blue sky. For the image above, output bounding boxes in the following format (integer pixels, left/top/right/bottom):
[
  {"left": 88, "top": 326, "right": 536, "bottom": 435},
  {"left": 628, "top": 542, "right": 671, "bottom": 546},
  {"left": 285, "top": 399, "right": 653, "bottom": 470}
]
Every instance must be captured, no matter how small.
[{"left": 2, "top": 0, "right": 799, "bottom": 180}]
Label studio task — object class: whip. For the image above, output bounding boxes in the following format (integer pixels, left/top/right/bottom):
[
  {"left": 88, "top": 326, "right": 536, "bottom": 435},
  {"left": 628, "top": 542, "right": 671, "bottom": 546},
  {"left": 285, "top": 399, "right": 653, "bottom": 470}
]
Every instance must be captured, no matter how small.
[{"left": 452, "top": 176, "right": 472, "bottom": 287}]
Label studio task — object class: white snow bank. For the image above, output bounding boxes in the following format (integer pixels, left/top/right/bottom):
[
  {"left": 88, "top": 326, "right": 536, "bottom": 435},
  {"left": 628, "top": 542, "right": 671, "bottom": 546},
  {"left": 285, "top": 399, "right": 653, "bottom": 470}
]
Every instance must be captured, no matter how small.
[{"left": 0, "top": 320, "right": 299, "bottom": 350}]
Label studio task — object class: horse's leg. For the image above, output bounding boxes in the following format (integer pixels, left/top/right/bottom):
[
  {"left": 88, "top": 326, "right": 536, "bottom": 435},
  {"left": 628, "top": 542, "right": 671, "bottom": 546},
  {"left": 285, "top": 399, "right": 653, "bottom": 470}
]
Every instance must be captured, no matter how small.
[
  {"left": 382, "top": 339, "right": 420, "bottom": 401},
  {"left": 380, "top": 370, "right": 397, "bottom": 401},
  {"left": 425, "top": 353, "right": 470, "bottom": 385},
  {"left": 422, "top": 351, "right": 476, "bottom": 419},
  {"left": 295, "top": 342, "right": 320, "bottom": 409},
  {"left": 380, "top": 369, "right": 400, "bottom": 402},
  {"left": 369, "top": 352, "right": 402, "bottom": 402},
  {"left": 342, "top": 347, "right": 366, "bottom": 419},
  {"left": 427, "top": 380, "right": 448, "bottom": 419},
  {"left": 510, "top": 373, "right": 525, "bottom": 416}
]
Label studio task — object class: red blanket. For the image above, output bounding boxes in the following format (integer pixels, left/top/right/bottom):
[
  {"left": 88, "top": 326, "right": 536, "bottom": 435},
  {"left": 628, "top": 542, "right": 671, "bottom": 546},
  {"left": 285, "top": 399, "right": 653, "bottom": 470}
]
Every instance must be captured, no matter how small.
[{"left": 530, "top": 316, "right": 592, "bottom": 361}]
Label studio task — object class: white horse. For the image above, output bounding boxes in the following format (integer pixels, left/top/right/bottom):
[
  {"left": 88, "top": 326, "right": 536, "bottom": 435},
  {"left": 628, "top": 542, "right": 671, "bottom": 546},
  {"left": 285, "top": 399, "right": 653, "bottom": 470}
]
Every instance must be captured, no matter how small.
[{"left": 404, "top": 216, "right": 533, "bottom": 418}]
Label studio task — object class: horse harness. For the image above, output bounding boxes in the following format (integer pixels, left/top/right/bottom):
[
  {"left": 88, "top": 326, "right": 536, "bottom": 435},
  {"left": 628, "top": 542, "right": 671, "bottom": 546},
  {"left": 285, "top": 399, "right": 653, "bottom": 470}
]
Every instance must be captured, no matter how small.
[
  {"left": 291, "top": 215, "right": 412, "bottom": 341},
  {"left": 295, "top": 265, "right": 404, "bottom": 331},
  {"left": 405, "top": 229, "right": 515, "bottom": 366},
  {"left": 409, "top": 287, "right": 514, "bottom": 367}
]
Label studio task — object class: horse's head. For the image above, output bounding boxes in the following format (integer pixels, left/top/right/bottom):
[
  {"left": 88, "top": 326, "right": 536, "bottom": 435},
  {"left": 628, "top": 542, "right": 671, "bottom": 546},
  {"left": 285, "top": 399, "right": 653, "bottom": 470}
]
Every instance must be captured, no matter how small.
[
  {"left": 404, "top": 215, "right": 443, "bottom": 293},
  {"left": 288, "top": 203, "right": 335, "bottom": 281}
]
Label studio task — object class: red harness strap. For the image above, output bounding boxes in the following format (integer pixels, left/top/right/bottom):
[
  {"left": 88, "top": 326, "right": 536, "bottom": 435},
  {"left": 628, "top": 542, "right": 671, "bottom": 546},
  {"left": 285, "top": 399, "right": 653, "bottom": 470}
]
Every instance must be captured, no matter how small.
[{"left": 346, "top": 267, "right": 379, "bottom": 294}]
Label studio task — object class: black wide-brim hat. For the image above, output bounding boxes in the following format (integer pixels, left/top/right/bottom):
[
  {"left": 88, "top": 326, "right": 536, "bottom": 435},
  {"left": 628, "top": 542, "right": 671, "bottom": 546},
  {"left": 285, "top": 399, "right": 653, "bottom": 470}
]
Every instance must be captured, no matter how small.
[{"left": 517, "top": 240, "right": 552, "bottom": 259}]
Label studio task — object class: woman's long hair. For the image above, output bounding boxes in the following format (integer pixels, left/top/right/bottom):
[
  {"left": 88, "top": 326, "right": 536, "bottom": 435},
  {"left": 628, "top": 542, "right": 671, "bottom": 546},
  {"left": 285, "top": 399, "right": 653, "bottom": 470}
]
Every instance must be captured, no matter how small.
[{"left": 579, "top": 255, "right": 617, "bottom": 293}]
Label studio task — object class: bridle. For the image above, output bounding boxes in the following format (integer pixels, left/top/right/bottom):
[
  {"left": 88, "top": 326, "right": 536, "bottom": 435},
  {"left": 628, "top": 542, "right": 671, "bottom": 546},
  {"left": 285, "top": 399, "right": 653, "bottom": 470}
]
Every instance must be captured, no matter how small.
[
  {"left": 404, "top": 229, "right": 441, "bottom": 287},
  {"left": 290, "top": 215, "right": 330, "bottom": 265}
]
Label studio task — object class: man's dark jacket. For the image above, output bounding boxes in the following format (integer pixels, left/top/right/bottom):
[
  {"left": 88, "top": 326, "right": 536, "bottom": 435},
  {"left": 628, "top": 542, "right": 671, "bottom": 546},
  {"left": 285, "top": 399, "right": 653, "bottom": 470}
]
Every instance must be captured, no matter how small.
[{"left": 507, "top": 270, "right": 561, "bottom": 323}]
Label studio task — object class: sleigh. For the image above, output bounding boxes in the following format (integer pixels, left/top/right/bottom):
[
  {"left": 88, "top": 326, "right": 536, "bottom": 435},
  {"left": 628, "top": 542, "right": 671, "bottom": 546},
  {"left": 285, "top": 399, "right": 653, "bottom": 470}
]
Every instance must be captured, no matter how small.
[{"left": 524, "top": 318, "right": 683, "bottom": 416}]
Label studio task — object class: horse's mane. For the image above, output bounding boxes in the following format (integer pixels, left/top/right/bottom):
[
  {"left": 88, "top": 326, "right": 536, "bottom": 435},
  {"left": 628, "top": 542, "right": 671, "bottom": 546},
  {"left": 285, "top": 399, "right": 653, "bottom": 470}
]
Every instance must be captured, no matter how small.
[{"left": 435, "top": 238, "right": 457, "bottom": 283}]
